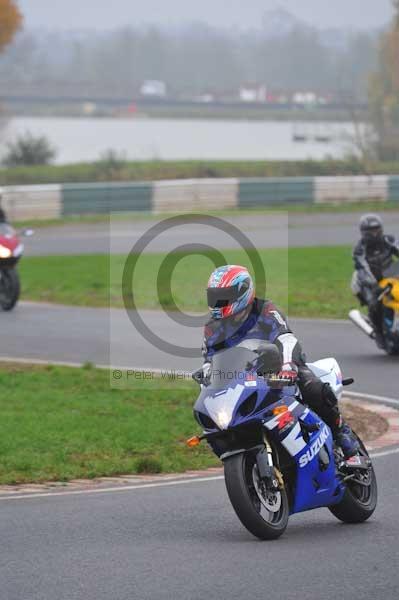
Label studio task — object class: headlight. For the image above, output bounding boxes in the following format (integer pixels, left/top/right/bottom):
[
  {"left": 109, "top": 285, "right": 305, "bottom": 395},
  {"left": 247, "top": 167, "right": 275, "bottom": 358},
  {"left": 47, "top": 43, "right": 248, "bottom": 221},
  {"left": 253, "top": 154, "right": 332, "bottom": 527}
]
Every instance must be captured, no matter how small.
[
  {"left": 215, "top": 409, "right": 231, "bottom": 430},
  {"left": 0, "top": 245, "right": 11, "bottom": 258},
  {"left": 204, "top": 385, "right": 245, "bottom": 431}
]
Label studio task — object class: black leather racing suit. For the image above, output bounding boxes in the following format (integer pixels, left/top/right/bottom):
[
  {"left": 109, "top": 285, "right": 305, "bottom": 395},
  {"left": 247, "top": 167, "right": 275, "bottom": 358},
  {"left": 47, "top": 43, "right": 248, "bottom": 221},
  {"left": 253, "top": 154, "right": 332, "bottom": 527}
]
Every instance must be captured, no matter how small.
[
  {"left": 352, "top": 235, "right": 399, "bottom": 331},
  {"left": 202, "top": 298, "right": 341, "bottom": 433}
]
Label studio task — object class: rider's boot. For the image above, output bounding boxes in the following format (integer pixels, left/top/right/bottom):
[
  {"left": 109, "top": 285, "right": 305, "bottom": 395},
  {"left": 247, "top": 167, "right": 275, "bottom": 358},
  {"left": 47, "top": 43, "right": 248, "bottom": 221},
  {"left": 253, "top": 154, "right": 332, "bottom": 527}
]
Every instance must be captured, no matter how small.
[
  {"left": 332, "top": 418, "right": 360, "bottom": 459},
  {"left": 322, "top": 385, "right": 360, "bottom": 458},
  {"left": 298, "top": 370, "right": 360, "bottom": 458},
  {"left": 373, "top": 330, "right": 385, "bottom": 349}
]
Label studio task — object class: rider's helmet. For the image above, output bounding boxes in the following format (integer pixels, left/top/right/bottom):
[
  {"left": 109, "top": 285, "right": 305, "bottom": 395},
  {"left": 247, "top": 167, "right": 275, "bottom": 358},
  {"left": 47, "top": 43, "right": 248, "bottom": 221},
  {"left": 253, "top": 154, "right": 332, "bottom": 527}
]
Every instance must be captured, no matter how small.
[
  {"left": 207, "top": 265, "right": 255, "bottom": 320},
  {"left": 360, "top": 214, "right": 384, "bottom": 248}
]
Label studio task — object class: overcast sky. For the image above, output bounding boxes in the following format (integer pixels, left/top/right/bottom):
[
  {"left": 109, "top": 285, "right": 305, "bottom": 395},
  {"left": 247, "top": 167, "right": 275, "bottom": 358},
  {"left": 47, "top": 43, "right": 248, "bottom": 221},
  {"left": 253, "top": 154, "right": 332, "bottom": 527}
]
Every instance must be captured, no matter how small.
[{"left": 17, "top": 0, "right": 395, "bottom": 31}]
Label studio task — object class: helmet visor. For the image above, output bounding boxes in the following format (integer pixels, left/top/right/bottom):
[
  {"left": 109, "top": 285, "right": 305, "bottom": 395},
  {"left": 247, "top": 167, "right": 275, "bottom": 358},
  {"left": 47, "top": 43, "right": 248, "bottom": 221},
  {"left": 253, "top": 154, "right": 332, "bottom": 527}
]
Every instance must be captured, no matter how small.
[
  {"left": 207, "top": 284, "right": 241, "bottom": 309},
  {"left": 362, "top": 226, "right": 383, "bottom": 243}
]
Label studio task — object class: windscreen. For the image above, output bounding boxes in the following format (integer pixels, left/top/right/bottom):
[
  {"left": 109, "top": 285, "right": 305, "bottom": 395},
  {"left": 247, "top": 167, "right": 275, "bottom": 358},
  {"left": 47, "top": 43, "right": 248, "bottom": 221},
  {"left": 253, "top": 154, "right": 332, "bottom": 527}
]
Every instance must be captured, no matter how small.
[{"left": 208, "top": 346, "right": 256, "bottom": 390}]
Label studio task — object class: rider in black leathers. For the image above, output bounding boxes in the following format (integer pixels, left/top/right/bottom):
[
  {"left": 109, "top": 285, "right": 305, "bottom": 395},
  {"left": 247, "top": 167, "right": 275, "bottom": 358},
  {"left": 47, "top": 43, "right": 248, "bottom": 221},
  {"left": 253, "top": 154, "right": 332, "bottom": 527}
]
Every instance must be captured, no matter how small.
[{"left": 352, "top": 214, "right": 399, "bottom": 344}]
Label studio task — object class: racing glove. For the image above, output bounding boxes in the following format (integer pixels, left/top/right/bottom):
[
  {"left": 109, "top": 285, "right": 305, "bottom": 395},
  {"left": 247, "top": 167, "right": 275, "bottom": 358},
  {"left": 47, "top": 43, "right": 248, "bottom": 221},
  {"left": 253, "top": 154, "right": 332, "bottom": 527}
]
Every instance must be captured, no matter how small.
[{"left": 277, "top": 362, "right": 298, "bottom": 383}]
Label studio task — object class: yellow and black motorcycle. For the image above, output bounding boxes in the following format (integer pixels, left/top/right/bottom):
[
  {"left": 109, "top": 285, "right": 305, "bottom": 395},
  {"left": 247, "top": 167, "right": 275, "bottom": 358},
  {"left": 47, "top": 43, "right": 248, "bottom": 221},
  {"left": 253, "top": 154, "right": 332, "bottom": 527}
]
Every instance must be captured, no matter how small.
[{"left": 349, "top": 261, "right": 399, "bottom": 355}]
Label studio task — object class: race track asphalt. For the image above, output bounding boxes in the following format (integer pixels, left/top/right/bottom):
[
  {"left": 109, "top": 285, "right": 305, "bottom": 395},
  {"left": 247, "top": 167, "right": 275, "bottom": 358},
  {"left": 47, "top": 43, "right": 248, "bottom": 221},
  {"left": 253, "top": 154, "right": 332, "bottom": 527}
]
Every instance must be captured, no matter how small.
[
  {"left": 23, "top": 211, "right": 399, "bottom": 255},
  {"left": 0, "top": 443, "right": 397, "bottom": 600},
  {"left": 1, "top": 302, "right": 398, "bottom": 398},
  {"left": 2, "top": 208, "right": 399, "bottom": 599},
  {"left": 1, "top": 303, "right": 398, "bottom": 599}
]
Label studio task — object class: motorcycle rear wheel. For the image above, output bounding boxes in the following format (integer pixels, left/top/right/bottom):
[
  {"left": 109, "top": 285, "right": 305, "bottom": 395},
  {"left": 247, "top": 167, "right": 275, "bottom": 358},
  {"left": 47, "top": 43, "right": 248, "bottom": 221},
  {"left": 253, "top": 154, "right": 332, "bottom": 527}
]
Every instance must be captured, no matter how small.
[
  {"left": 329, "top": 437, "right": 377, "bottom": 524},
  {"left": 224, "top": 451, "right": 289, "bottom": 540},
  {"left": 384, "top": 340, "right": 399, "bottom": 356},
  {"left": 382, "top": 321, "right": 399, "bottom": 355},
  {"left": 0, "top": 268, "right": 20, "bottom": 311}
]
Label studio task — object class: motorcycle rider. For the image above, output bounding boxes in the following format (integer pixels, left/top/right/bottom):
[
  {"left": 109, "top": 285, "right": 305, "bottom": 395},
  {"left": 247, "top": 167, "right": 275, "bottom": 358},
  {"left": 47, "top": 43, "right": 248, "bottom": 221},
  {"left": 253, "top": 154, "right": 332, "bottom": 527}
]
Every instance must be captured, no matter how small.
[
  {"left": 0, "top": 187, "right": 7, "bottom": 223},
  {"left": 352, "top": 214, "right": 399, "bottom": 345},
  {"left": 201, "top": 265, "right": 359, "bottom": 458}
]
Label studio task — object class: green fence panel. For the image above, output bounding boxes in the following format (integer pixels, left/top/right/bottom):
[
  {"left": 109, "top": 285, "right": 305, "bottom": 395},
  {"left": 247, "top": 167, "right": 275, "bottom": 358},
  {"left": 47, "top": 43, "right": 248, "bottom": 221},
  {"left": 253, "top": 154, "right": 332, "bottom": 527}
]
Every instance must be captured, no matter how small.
[
  {"left": 388, "top": 176, "right": 399, "bottom": 202},
  {"left": 238, "top": 177, "right": 315, "bottom": 208},
  {"left": 62, "top": 182, "right": 153, "bottom": 215}
]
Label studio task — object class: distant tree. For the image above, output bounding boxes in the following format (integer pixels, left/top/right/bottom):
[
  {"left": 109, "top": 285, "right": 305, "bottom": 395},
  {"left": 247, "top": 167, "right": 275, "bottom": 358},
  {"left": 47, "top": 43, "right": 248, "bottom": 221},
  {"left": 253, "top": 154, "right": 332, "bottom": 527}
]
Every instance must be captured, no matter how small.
[
  {"left": 0, "top": 20, "right": 379, "bottom": 102},
  {"left": 0, "top": 0, "right": 22, "bottom": 53},
  {"left": 369, "top": 0, "right": 399, "bottom": 159},
  {"left": 95, "top": 149, "right": 127, "bottom": 179},
  {"left": 2, "top": 132, "right": 57, "bottom": 167}
]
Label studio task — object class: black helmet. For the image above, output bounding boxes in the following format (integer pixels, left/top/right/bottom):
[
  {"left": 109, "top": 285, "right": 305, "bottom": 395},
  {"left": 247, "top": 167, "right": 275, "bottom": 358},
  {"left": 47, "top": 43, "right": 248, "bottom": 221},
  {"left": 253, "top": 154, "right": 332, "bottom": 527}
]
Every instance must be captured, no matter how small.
[{"left": 360, "top": 214, "right": 384, "bottom": 247}]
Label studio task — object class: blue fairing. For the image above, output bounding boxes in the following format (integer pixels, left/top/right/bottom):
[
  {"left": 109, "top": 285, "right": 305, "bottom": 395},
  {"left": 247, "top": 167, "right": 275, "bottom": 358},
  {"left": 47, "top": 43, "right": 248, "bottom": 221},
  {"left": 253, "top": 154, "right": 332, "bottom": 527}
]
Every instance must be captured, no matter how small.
[
  {"left": 195, "top": 351, "right": 345, "bottom": 515},
  {"left": 290, "top": 409, "right": 344, "bottom": 513}
]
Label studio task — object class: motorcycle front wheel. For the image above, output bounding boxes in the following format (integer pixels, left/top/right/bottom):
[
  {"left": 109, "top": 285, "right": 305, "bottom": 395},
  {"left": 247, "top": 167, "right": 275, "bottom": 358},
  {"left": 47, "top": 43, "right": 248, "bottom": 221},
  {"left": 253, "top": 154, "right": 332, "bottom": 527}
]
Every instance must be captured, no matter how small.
[
  {"left": 0, "top": 267, "right": 20, "bottom": 311},
  {"left": 224, "top": 451, "right": 289, "bottom": 540}
]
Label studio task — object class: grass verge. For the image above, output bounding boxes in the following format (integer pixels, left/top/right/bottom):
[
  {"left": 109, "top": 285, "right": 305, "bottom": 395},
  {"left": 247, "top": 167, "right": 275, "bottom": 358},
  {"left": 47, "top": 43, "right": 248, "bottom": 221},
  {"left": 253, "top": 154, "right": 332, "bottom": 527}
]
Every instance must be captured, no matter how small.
[
  {"left": 0, "top": 364, "right": 387, "bottom": 485},
  {"left": 12, "top": 202, "right": 399, "bottom": 229},
  {"left": 19, "top": 246, "right": 355, "bottom": 319},
  {"left": 0, "top": 363, "right": 209, "bottom": 485},
  {"left": 8, "top": 203, "right": 397, "bottom": 232},
  {"left": 3, "top": 158, "right": 399, "bottom": 186}
]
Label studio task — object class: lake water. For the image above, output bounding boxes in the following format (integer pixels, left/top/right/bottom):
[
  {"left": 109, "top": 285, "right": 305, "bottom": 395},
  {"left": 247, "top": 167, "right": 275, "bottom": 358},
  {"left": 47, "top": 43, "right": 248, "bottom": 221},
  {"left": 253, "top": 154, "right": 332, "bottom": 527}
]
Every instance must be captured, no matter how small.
[{"left": 0, "top": 116, "right": 358, "bottom": 164}]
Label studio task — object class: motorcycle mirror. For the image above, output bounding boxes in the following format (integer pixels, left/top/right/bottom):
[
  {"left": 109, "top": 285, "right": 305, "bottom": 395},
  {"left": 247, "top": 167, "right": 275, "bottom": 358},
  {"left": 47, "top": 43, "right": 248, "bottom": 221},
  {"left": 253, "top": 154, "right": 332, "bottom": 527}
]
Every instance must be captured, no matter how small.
[
  {"left": 254, "top": 341, "right": 276, "bottom": 354},
  {"left": 257, "top": 345, "right": 283, "bottom": 375}
]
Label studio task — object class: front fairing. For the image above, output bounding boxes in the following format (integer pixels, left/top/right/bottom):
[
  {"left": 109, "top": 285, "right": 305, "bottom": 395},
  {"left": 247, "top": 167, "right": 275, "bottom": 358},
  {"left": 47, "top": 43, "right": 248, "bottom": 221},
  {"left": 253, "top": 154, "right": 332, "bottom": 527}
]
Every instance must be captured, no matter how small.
[
  {"left": 194, "top": 376, "right": 293, "bottom": 432},
  {"left": 381, "top": 281, "right": 399, "bottom": 313},
  {"left": 380, "top": 262, "right": 399, "bottom": 313},
  {"left": 194, "top": 342, "right": 287, "bottom": 431},
  {"left": 0, "top": 224, "right": 22, "bottom": 263}
]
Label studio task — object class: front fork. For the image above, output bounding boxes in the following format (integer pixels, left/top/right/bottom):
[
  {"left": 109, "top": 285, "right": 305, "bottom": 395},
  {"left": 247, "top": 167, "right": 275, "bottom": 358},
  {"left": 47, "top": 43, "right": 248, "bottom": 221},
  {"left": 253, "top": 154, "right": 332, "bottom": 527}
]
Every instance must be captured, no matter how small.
[{"left": 255, "top": 432, "right": 284, "bottom": 491}]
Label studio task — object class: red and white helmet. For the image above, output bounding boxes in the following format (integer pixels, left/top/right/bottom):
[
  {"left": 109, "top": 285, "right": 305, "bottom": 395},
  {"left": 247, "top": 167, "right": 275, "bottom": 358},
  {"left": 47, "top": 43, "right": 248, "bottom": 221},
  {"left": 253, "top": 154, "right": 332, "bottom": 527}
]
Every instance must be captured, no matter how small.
[{"left": 207, "top": 265, "right": 255, "bottom": 320}]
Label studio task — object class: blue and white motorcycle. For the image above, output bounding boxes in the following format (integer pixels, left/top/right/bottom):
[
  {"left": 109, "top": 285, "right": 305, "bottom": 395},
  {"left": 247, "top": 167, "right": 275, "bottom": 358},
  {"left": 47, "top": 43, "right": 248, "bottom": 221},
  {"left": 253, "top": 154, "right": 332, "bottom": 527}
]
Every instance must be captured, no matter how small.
[{"left": 190, "top": 341, "right": 377, "bottom": 540}]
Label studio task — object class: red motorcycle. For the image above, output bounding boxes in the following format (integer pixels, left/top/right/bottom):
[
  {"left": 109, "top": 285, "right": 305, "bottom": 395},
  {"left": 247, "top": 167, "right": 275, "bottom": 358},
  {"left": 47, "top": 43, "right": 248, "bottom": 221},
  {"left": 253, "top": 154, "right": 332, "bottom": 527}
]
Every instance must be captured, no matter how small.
[{"left": 0, "top": 223, "right": 31, "bottom": 311}]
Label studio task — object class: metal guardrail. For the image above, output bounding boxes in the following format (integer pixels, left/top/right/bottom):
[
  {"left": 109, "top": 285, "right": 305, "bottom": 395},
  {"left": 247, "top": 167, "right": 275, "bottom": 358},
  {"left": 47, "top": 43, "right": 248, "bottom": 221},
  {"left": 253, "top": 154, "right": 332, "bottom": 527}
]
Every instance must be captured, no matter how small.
[{"left": 1, "top": 176, "right": 398, "bottom": 220}]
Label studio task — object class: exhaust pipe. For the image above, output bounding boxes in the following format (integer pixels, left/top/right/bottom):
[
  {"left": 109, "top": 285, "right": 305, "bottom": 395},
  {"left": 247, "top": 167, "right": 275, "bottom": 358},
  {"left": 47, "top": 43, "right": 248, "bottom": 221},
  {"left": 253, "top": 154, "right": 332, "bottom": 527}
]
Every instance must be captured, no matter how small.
[{"left": 349, "top": 309, "right": 375, "bottom": 338}]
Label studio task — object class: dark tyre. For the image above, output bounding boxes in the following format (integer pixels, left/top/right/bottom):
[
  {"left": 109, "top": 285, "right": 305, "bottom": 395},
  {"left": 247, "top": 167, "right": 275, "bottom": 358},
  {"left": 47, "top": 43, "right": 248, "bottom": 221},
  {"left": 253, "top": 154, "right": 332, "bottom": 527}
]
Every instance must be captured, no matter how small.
[
  {"left": 224, "top": 452, "right": 289, "bottom": 540},
  {"left": 382, "top": 321, "right": 399, "bottom": 355},
  {"left": 0, "top": 268, "right": 20, "bottom": 311},
  {"left": 329, "top": 438, "right": 377, "bottom": 524},
  {"left": 384, "top": 341, "right": 399, "bottom": 356}
]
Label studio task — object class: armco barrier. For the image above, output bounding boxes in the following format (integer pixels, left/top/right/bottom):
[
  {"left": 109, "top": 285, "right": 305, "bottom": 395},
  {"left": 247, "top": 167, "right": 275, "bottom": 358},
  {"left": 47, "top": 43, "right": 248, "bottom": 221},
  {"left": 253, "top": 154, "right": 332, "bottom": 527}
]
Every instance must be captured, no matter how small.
[
  {"left": 315, "top": 176, "right": 388, "bottom": 204},
  {"left": 1, "top": 175, "right": 398, "bottom": 220},
  {"left": 153, "top": 178, "right": 238, "bottom": 212},
  {"left": 388, "top": 176, "right": 399, "bottom": 202},
  {"left": 61, "top": 182, "right": 153, "bottom": 215},
  {"left": 238, "top": 177, "right": 314, "bottom": 208},
  {"left": 1, "top": 184, "right": 62, "bottom": 220}
]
